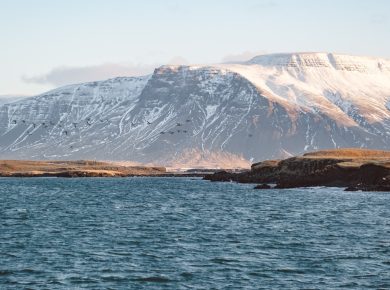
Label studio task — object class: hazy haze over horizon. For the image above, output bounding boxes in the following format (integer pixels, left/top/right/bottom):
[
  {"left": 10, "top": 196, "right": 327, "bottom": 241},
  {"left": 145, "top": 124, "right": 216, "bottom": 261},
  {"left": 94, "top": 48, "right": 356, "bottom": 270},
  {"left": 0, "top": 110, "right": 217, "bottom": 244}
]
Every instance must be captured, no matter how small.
[{"left": 1, "top": 0, "right": 389, "bottom": 96}]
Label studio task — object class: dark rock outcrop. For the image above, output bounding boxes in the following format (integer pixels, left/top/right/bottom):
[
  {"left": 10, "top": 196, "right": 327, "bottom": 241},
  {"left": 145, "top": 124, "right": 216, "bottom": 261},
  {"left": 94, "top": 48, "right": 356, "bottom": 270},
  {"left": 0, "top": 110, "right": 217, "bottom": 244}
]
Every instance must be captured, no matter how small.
[
  {"left": 204, "top": 160, "right": 281, "bottom": 183},
  {"left": 254, "top": 184, "right": 272, "bottom": 189},
  {"left": 204, "top": 149, "right": 390, "bottom": 191},
  {"left": 345, "top": 174, "right": 390, "bottom": 192}
]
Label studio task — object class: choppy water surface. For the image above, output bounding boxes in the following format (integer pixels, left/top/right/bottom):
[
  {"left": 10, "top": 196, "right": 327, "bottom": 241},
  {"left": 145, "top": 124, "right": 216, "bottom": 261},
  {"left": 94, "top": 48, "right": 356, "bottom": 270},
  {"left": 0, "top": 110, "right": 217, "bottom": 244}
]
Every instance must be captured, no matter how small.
[{"left": 0, "top": 177, "right": 389, "bottom": 289}]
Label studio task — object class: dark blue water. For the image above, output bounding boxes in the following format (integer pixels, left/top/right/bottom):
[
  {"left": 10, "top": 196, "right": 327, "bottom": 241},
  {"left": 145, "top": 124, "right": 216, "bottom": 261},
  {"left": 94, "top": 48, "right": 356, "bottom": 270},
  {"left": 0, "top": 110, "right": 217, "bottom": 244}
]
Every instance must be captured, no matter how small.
[{"left": 0, "top": 177, "right": 389, "bottom": 289}]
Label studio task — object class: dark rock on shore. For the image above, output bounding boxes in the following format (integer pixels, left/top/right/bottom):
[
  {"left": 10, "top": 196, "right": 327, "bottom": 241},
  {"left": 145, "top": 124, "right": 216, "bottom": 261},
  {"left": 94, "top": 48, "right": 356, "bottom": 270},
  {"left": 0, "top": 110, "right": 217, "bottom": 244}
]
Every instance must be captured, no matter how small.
[
  {"left": 204, "top": 160, "right": 281, "bottom": 184},
  {"left": 254, "top": 184, "right": 272, "bottom": 189},
  {"left": 204, "top": 149, "right": 390, "bottom": 191},
  {"left": 345, "top": 175, "right": 390, "bottom": 192},
  {"left": 344, "top": 185, "right": 360, "bottom": 191}
]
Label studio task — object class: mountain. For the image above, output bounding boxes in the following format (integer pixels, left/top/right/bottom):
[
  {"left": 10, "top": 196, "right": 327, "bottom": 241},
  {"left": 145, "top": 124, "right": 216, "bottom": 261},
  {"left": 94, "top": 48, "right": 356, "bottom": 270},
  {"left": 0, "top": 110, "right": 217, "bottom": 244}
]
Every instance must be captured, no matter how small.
[{"left": 0, "top": 52, "right": 389, "bottom": 168}]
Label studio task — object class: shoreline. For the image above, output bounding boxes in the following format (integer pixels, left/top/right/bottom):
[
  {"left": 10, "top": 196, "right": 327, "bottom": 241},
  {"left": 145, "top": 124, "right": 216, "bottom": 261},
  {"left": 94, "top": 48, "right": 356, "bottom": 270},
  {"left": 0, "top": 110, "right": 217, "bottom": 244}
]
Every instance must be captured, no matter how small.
[
  {"left": 0, "top": 173, "right": 209, "bottom": 178},
  {"left": 3, "top": 149, "right": 390, "bottom": 193},
  {"left": 0, "top": 159, "right": 243, "bottom": 178}
]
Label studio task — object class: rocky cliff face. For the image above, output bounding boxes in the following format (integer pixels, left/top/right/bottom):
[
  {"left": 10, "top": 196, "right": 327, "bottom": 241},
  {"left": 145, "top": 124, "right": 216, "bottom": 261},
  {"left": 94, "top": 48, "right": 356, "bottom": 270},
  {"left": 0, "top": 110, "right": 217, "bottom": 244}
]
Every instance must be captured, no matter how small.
[{"left": 0, "top": 53, "right": 389, "bottom": 167}]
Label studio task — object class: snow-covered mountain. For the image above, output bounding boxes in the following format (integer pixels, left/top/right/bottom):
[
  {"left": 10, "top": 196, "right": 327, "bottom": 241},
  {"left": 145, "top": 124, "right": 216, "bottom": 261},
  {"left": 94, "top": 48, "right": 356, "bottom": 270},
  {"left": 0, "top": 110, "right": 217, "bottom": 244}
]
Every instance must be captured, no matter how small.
[{"left": 0, "top": 52, "right": 389, "bottom": 167}]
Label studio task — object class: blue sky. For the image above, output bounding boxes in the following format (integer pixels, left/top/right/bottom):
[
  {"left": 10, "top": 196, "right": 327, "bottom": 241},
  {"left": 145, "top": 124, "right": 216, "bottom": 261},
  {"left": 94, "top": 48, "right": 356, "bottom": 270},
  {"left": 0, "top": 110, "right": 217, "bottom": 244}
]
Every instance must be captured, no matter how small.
[{"left": 1, "top": 0, "right": 389, "bottom": 95}]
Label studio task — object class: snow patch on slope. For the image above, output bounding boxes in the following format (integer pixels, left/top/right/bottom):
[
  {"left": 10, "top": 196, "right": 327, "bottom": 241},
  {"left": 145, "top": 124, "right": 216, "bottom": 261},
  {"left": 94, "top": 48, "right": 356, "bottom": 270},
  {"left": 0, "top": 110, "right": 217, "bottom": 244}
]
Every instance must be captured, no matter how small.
[{"left": 206, "top": 105, "right": 218, "bottom": 119}]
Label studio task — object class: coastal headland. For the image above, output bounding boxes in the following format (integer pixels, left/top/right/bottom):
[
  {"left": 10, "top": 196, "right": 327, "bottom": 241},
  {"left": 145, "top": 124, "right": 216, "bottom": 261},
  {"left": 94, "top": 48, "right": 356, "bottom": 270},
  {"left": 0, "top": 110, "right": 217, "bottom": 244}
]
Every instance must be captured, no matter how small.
[{"left": 204, "top": 149, "right": 390, "bottom": 191}]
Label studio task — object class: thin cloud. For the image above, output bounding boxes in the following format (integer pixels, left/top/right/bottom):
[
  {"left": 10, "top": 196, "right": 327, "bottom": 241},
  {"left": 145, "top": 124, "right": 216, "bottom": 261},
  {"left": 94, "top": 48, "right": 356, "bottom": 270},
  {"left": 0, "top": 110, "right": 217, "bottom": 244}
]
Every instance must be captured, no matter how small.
[
  {"left": 22, "top": 63, "right": 157, "bottom": 87},
  {"left": 22, "top": 57, "right": 191, "bottom": 87},
  {"left": 22, "top": 52, "right": 273, "bottom": 88}
]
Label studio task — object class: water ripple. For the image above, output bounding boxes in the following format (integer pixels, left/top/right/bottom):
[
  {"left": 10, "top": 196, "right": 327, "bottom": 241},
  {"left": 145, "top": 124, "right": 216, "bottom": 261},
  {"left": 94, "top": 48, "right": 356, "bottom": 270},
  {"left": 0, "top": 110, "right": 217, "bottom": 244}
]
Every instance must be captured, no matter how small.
[{"left": 0, "top": 177, "right": 389, "bottom": 288}]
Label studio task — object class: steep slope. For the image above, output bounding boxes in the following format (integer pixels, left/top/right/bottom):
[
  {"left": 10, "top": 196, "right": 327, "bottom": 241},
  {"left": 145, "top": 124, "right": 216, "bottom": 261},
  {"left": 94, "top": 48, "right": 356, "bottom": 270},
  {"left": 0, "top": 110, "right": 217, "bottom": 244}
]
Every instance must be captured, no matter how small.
[
  {"left": 0, "top": 76, "right": 149, "bottom": 159},
  {"left": 0, "top": 53, "right": 389, "bottom": 167}
]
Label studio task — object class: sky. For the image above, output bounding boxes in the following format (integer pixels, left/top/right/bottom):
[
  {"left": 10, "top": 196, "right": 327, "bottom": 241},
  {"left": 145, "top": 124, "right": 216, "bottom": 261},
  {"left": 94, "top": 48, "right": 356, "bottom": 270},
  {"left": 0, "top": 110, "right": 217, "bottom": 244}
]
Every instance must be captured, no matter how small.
[{"left": 1, "top": 0, "right": 389, "bottom": 96}]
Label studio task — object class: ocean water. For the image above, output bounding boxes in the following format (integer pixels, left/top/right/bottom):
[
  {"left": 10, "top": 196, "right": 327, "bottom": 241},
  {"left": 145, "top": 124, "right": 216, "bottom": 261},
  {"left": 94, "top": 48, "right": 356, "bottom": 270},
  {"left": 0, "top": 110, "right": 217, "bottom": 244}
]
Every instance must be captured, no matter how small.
[{"left": 0, "top": 177, "right": 389, "bottom": 289}]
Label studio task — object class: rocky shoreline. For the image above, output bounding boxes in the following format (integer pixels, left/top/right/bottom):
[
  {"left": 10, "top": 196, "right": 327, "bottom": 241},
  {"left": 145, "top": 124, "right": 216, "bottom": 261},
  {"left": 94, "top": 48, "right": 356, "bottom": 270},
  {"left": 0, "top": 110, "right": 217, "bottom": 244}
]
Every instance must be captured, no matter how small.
[
  {"left": 204, "top": 149, "right": 390, "bottom": 192},
  {"left": 0, "top": 160, "right": 228, "bottom": 178}
]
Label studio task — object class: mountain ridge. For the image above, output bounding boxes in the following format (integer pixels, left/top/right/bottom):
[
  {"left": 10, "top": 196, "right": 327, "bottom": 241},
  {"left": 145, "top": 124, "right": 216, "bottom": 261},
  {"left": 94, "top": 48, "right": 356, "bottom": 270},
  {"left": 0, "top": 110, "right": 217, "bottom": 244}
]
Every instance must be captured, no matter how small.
[{"left": 0, "top": 52, "right": 389, "bottom": 168}]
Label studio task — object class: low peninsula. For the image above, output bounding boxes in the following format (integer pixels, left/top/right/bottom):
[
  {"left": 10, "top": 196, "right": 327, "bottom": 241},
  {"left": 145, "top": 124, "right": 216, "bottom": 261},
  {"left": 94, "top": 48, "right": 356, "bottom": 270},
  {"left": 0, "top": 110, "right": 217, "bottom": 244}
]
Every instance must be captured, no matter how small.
[{"left": 0, "top": 160, "right": 166, "bottom": 177}]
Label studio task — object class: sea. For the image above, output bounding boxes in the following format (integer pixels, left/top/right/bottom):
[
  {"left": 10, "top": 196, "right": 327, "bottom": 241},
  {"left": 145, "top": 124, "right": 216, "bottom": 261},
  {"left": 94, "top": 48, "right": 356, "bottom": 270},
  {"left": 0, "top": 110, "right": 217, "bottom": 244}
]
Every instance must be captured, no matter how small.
[{"left": 0, "top": 177, "right": 389, "bottom": 289}]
